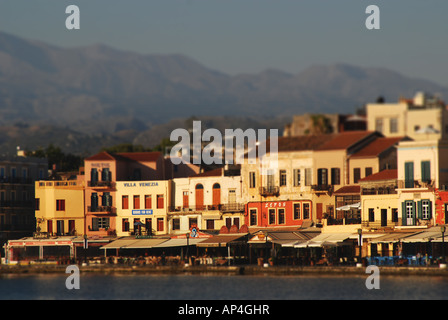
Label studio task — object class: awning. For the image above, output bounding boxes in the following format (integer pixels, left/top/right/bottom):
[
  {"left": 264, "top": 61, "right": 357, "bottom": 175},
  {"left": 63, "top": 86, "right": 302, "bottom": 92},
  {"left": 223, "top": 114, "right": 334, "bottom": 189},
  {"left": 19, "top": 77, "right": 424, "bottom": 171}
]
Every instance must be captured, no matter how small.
[
  {"left": 100, "top": 238, "right": 169, "bottom": 249},
  {"left": 336, "top": 202, "right": 361, "bottom": 211},
  {"left": 153, "top": 238, "right": 205, "bottom": 248},
  {"left": 295, "top": 232, "right": 353, "bottom": 248},
  {"left": 402, "top": 229, "right": 445, "bottom": 243},
  {"left": 122, "top": 238, "right": 168, "bottom": 249},
  {"left": 369, "top": 232, "right": 416, "bottom": 244},
  {"left": 196, "top": 234, "right": 247, "bottom": 247}
]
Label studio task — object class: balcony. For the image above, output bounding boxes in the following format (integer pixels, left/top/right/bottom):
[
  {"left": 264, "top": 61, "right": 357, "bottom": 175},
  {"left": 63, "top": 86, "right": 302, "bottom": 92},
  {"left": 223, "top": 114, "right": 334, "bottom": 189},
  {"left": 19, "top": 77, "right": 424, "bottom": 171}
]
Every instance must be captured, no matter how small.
[
  {"left": 88, "top": 181, "right": 116, "bottom": 189},
  {"left": 361, "top": 187, "right": 397, "bottom": 195},
  {"left": 311, "top": 184, "right": 333, "bottom": 193},
  {"left": 87, "top": 206, "right": 117, "bottom": 215},
  {"left": 168, "top": 203, "right": 245, "bottom": 213},
  {"left": 220, "top": 203, "right": 245, "bottom": 213},
  {"left": 259, "top": 186, "right": 280, "bottom": 197},
  {"left": 397, "top": 180, "right": 433, "bottom": 190}
]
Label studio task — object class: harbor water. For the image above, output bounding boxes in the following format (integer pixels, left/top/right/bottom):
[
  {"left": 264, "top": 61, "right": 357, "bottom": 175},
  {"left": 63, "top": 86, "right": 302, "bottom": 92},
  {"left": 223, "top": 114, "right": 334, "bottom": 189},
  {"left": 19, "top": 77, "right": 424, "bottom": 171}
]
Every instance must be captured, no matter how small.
[{"left": 1, "top": 272, "right": 447, "bottom": 300}]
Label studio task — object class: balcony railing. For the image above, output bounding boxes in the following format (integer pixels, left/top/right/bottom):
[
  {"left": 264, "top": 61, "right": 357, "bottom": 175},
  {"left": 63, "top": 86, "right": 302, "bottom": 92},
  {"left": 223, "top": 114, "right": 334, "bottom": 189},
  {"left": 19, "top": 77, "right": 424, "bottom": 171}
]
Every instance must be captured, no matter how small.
[
  {"left": 361, "top": 187, "right": 397, "bottom": 195},
  {"left": 259, "top": 186, "right": 280, "bottom": 197},
  {"left": 87, "top": 206, "right": 117, "bottom": 215},
  {"left": 311, "top": 184, "right": 333, "bottom": 192},
  {"left": 168, "top": 203, "right": 245, "bottom": 213},
  {"left": 397, "top": 180, "right": 433, "bottom": 189},
  {"left": 88, "top": 181, "right": 115, "bottom": 188}
]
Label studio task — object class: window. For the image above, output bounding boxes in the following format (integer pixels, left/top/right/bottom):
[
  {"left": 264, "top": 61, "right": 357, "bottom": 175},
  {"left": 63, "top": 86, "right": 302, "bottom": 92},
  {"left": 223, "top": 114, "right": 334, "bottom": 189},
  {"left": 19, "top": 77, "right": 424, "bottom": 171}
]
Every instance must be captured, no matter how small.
[
  {"left": 92, "top": 217, "right": 110, "bottom": 230},
  {"left": 249, "top": 172, "right": 256, "bottom": 188},
  {"left": 133, "top": 195, "right": 140, "bottom": 209},
  {"left": 206, "top": 220, "right": 214, "bottom": 230},
  {"left": 421, "top": 161, "right": 431, "bottom": 183},
  {"left": 375, "top": 118, "right": 383, "bottom": 133},
  {"left": 331, "top": 168, "right": 340, "bottom": 185},
  {"left": 35, "top": 198, "right": 40, "bottom": 211},
  {"left": 250, "top": 209, "right": 257, "bottom": 226},
  {"left": 189, "top": 218, "right": 197, "bottom": 229},
  {"left": 279, "top": 170, "right": 287, "bottom": 186},
  {"left": 365, "top": 167, "right": 373, "bottom": 178},
  {"left": 157, "top": 218, "right": 164, "bottom": 231},
  {"left": 122, "top": 218, "right": 129, "bottom": 232},
  {"left": 145, "top": 195, "right": 152, "bottom": 209},
  {"left": 317, "top": 168, "right": 328, "bottom": 185},
  {"left": 420, "top": 200, "right": 431, "bottom": 220},
  {"left": 56, "top": 199, "right": 65, "bottom": 211},
  {"left": 157, "top": 195, "right": 164, "bottom": 209},
  {"left": 278, "top": 208, "right": 285, "bottom": 224},
  {"left": 303, "top": 203, "right": 310, "bottom": 219},
  {"left": 172, "top": 218, "right": 180, "bottom": 230},
  {"left": 403, "top": 201, "right": 415, "bottom": 226},
  {"left": 304, "top": 168, "right": 312, "bottom": 186},
  {"left": 269, "top": 208, "right": 276, "bottom": 224},
  {"left": 122, "top": 196, "right": 129, "bottom": 210},
  {"left": 102, "top": 192, "right": 112, "bottom": 207},
  {"left": 392, "top": 208, "right": 398, "bottom": 222},
  {"left": 293, "top": 203, "right": 301, "bottom": 220},
  {"left": 293, "top": 169, "right": 301, "bottom": 186},
  {"left": 390, "top": 118, "right": 398, "bottom": 133},
  {"left": 405, "top": 162, "right": 414, "bottom": 188},
  {"left": 353, "top": 168, "right": 361, "bottom": 183},
  {"left": 369, "top": 208, "right": 375, "bottom": 222},
  {"left": 56, "top": 220, "right": 64, "bottom": 235}
]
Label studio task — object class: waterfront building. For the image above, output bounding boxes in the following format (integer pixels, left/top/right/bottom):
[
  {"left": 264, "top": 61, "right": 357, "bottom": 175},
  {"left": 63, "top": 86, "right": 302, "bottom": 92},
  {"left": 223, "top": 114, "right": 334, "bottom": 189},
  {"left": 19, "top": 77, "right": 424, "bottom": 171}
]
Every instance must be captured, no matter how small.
[
  {"left": 84, "top": 151, "right": 167, "bottom": 237},
  {"left": 168, "top": 166, "right": 245, "bottom": 235},
  {"left": 396, "top": 139, "right": 448, "bottom": 227},
  {"left": 241, "top": 135, "right": 333, "bottom": 229},
  {"left": 366, "top": 92, "right": 448, "bottom": 141},
  {"left": 115, "top": 180, "right": 170, "bottom": 237},
  {"left": 0, "top": 154, "right": 48, "bottom": 249},
  {"left": 359, "top": 169, "right": 399, "bottom": 229},
  {"left": 34, "top": 178, "right": 85, "bottom": 236}
]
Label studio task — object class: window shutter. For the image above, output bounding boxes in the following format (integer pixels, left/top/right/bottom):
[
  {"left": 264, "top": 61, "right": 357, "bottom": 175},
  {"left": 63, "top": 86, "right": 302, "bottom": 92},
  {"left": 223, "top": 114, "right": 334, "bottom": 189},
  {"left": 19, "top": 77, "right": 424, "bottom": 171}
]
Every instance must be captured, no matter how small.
[
  {"left": 428, "top": 201, "right": 433, "bottom": 220},
  {"left": 417, "top": 200, "right": 423, "bottom": 220},
  {"left": 401, "top": 202, "right": 407, "bottom": 226},
  {"left": 412, "top": 201, "right": 416, "bottom": 225},
  {"left": 92, "top": 218, "right": 99, "bottom": 231}
]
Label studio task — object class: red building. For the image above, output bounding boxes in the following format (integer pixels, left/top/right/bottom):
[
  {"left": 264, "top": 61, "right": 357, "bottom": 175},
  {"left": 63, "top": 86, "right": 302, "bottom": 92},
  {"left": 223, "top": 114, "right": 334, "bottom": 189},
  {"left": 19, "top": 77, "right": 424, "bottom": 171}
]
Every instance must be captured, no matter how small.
[{"left": 246, "top": 200, "right": 312, "bottom": 229}]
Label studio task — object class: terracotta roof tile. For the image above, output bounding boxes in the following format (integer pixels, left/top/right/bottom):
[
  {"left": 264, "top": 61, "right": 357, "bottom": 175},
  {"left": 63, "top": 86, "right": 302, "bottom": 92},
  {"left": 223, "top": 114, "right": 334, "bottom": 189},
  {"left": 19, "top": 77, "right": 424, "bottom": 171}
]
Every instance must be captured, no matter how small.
[
  {"left": 351, "top": 137, "right": 404, "bottom": 158},
  {"left": 334, "top": 185, "right": 361, "bottom": 194},
  {"left": 316, "top": 131, "right": 376, "bottom": 151},
  {"left": 358, "top": 169, "right": 397, "bottom": 182},
  {"left": 192, "top": 168, "right": 223, "bottom": 178}
]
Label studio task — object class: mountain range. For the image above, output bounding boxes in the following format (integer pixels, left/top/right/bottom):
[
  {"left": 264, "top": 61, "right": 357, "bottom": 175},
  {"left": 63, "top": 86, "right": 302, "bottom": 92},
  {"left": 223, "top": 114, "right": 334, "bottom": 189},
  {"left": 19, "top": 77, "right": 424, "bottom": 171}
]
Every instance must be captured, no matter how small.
[{"left": 0, "top": 31, "right": 447, "bottom": 156}]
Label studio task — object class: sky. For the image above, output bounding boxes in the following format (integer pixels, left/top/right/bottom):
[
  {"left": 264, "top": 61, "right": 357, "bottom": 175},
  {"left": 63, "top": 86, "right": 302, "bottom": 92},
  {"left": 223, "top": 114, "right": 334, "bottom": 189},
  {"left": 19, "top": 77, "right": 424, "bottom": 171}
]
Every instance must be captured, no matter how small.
[{"left": 0, "top": 0, "right": 447, "bottom": 86}]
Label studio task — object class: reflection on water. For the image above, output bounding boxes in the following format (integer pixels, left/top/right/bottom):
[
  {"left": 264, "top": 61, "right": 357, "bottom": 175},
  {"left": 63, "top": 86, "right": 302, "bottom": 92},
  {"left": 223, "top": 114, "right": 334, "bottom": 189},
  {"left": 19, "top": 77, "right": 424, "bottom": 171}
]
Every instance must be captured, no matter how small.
[{"left": 0, "top": 273, "right": 447, "bottom": 300}]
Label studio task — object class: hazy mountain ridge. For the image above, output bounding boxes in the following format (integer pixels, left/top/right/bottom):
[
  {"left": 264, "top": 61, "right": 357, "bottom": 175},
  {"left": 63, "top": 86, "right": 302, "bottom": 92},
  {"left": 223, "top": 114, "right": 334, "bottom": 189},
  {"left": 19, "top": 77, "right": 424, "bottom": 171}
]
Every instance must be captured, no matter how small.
[{"left": 0, "top": 31, "right": 447, "bottom": 155}]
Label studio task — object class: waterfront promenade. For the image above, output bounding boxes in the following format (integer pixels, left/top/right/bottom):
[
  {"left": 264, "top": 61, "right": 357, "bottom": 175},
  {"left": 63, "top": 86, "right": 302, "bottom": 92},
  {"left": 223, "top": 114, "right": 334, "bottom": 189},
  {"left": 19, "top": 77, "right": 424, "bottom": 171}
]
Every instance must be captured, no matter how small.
[{"left": 1, "top": 263, "right": 448, "bottom": 277}]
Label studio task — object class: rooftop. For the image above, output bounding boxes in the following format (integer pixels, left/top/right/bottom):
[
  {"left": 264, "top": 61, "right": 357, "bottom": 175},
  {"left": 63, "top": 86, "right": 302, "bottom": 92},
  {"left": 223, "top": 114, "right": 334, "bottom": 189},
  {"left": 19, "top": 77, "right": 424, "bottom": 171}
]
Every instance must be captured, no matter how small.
[
  {"left": 358, "top": 169, "right": 398, "bottom": 182},
  {"left": 351, "top": 137, "right": 404, "bottom": 158}
]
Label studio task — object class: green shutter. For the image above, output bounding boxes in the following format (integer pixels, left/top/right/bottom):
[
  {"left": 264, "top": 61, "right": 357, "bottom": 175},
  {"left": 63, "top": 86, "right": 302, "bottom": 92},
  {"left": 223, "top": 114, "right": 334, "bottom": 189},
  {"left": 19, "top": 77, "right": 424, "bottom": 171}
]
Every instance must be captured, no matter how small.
[
  {"left": 412, "top": 201, "right": 416, "bottom": 225},
  {"left": 421, "top": 161, "right": 430, "bottom": 182},
  {"left": 428, "top": 200, "right": 433, "bottom": 220},
  {"left": 417, "top": 200, "right": 423, "bottom": 220},
  {"left": 402, "top": 202, "right": 407, "bottom": 226},
  {"left": 405, "top": 162, "right": 414, "bottom": 188}
]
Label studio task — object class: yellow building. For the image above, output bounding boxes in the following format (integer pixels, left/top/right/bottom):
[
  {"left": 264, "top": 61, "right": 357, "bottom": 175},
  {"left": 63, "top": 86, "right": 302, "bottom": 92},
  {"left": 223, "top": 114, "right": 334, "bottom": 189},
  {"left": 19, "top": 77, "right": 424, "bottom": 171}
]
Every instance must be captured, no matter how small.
[
  {"left": 359, "top": 169, "right": 399, "bottom": 229},
  {"left": 115, "top": 180, "right": 171, "bottom": 237},
  {"left": 35, "top": 179, "right": 85, "bottom": 236},
  {"left": 366, "top": 92, "right": 448, "bottom": 141}
]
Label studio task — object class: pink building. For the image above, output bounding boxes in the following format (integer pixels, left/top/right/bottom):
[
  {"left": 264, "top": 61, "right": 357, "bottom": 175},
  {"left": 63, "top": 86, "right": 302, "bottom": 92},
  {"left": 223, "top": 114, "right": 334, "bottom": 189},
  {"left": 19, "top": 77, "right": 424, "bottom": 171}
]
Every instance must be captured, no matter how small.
[{"left": 84, "top": 151, "right": 167, "bottom": 237}]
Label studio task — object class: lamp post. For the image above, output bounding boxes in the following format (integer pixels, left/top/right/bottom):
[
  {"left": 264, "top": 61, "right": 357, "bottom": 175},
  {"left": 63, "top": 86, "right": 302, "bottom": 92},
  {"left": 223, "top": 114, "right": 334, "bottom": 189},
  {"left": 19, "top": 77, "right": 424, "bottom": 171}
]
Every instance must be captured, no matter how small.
[
  {"left": 441, "top": 225, "right": 446, "bottom": 268},
  {"left": 357, "top": 228, "right": 363, "bottom": 268}
]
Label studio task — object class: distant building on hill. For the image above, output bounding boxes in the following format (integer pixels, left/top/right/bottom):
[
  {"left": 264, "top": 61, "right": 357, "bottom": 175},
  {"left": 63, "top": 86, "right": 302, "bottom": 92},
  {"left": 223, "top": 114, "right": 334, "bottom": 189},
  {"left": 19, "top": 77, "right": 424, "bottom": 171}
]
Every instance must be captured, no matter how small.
[{"left": 283, "top": 113, "right": 366, "bottom": 137}]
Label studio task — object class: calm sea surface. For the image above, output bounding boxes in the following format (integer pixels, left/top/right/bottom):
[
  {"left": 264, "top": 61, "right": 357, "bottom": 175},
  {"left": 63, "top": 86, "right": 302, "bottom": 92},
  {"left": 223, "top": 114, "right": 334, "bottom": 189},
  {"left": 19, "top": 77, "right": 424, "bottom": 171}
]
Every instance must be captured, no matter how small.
[{"left": 0, "top": 273, "right": 447, "bottom": 300}]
